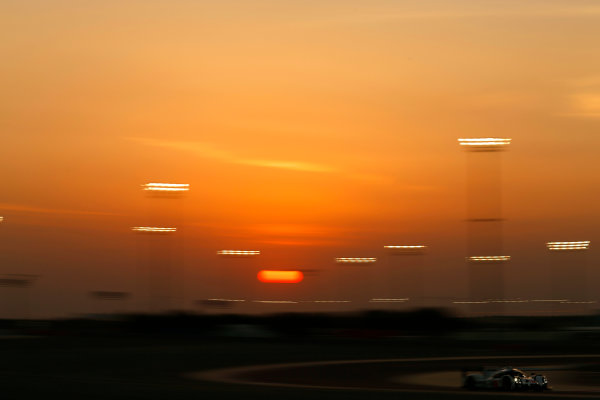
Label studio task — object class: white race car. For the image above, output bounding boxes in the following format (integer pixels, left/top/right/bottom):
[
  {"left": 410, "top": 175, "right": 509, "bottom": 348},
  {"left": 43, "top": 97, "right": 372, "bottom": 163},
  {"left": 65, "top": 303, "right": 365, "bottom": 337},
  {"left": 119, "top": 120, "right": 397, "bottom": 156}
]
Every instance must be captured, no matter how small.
[{"left": 462, "top": 366, "right": 548, "bottom": 391}]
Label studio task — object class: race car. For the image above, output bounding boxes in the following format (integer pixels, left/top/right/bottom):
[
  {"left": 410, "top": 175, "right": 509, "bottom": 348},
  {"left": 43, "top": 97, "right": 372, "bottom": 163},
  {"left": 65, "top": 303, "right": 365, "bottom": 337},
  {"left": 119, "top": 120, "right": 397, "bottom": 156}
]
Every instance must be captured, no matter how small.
[{"left": 462, "top": 366, "right": 548, "bottom": 391}]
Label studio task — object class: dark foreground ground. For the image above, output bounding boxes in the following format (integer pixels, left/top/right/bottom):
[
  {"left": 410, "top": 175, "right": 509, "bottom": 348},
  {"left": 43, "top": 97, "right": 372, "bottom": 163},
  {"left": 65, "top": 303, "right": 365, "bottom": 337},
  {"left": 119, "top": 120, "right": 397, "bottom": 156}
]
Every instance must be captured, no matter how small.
[{"left": 1, "top": 312, "right": 599, "bottom": 399}]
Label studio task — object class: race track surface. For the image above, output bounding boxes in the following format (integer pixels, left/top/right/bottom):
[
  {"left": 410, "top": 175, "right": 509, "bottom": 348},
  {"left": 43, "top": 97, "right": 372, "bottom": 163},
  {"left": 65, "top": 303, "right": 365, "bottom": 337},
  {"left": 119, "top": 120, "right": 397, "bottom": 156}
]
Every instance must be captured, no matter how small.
[{"left": 195, "top": 355, "right": 600, "bottom": 398}]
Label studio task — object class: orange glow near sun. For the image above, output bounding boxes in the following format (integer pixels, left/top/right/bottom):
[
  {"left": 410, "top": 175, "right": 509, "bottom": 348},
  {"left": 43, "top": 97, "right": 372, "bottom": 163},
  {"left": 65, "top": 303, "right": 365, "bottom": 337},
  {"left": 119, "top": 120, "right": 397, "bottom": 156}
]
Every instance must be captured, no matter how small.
[{"left": 257, "top": 270, "right": 304, "bottom": 283}]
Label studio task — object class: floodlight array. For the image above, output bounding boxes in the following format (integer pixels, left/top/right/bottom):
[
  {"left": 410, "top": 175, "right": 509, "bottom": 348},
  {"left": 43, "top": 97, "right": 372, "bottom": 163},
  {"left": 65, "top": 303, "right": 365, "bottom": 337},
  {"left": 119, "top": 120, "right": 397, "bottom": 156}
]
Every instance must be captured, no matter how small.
[
  {"left": 131, "top": 226, "right": 177, "bottom": 233},
  {"left": 546, "top": 241, "right": 590, "bottom": 251},
  {"left": 384, "top": 245, "right": 427, "bottom": 254},
  {"left": 369, "top": 298, "right": 409, "bottom": 303},
  {"left": 458, "top": 137, "right": 511, "bottom": 152},
  {"left": 335, "top": 257, "right": 377, "bottom": 263},
  {"left": 217, "top": 250, "right": 260, "bottom": 256},
  {"left": 143, "top": 183, "right": 190, "bottom": 192},
  {"left": 467, "top": 255, "right": 511, "bottom": 262}
]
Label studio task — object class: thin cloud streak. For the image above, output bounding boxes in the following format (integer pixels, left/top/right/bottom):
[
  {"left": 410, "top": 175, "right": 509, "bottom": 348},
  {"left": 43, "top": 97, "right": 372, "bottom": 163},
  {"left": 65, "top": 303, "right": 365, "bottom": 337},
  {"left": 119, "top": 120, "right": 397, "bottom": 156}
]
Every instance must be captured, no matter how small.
[
  {"left": 127, "top": 137, "right": 336, "bottom": 173},
  {"left": 297, "top": 4, "right": 600, "bottom": 27},
  {"left": 0, "top": 203, "right": 122, "bottom": 217}
]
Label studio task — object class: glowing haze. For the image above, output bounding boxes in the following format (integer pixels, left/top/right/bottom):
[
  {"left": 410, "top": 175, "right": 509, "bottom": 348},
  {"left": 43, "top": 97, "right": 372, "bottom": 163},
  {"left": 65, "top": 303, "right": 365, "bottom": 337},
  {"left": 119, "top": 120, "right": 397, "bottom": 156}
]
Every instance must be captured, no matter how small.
[{"left": 1, "top": 0, "right": 599, "bottom": 317}]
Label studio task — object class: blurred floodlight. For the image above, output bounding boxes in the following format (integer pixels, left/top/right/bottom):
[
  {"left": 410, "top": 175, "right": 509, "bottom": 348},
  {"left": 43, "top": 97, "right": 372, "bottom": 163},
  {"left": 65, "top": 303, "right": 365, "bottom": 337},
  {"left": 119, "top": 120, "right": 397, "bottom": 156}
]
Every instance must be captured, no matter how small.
[
  {"left": 257, "top": 270, "right": 303, "bottom": 283},
  {"left": 143, "top": 183, "right": 190, "bottom": 192},
  {"left": 453, "top": 301, "right": 490, "bottom": 304},
  {"left": 531, "top": 299, "right": 569, "bottom": 302},
  {"left": 131, "top": 226, "right": 177, "bottom": 233},
  {"left": 252, "top": 300, "right": 298, "bottom": 304},
  {"left": 488, "top": 299, "right": 529, "bottom": 303},
  {"left": 335, "top": 257, "right": 377, "bottom": 263},
  {"left": 458, "top": 137, "right": 511, "bottom": 151},
  {"left": 0, "top": 216, "right": 3, "bottom": 222},
  {"left": 313, "top": 300, "right": 352, "bottom": 303},
  {"left": 384, "top": 245, "right": 427, "bottom": 255},
  {"left": 546, "top": 241, "right": 590, "bottom": 251},
  {"left": 217, "top": 250, "right": 260, "bottom": 256},
  {"left": 369, "top": 298, "right": 409, "bottom": 303},
  {"left": 467, "top": 255, "right": 511, "bottom": 262}
]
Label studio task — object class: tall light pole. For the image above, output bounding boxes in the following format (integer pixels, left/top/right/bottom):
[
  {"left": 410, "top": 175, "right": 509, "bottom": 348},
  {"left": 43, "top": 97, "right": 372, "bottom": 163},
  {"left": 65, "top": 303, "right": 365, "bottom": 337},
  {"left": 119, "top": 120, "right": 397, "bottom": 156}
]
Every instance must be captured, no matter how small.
[
  {"left": 380, "top": 245, "right": 427, "bottom": 309},
  {"left": 335, "top": 257, "right": 376, "bottom": 310},
  {"left": 459, "top": 138, "right": 511, "bottom": 315},
  {"left": 0, "top": 274, "right": 37, "bottom": 319},
  {"left": 209, "top": 249, "right": 260, "bottom": 313},
  {"left": 89, "top": 291, "right": 131, "bottom": 316},
  {"left": 546, "top": 241, "right": 592, "bottom": 314},
  {"left": 132, "top": 226, "right": 178, "bottom": 313},
  {"left": 133, "top": 182, "right": 189, "bottom": 313}
]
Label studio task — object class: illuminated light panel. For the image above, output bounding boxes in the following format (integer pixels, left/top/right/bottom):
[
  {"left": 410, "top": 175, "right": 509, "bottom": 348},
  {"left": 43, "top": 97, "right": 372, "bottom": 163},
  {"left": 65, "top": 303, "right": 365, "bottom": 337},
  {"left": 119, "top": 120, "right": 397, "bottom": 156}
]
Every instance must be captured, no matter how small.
[
  {"left": 488, "top": 299, "right": 529, "bottom": 303},
  {"left": 335, "top": 257, "right": 377, "bottom": 263},
  {"left": 131, "top": 226, "right": 177, "bottom": 233},
  {"left": 546, "top": 241, "right": 590, "bottom": 251},
  {"left": 384, "top": 245, "right": 427, "bottom": 255},
  {"left": 369, "top": 298, "right": 409, "bottom": 303},
  {"left": 532, "top": 299, "right": 568, "bottom": 303},
  {"left": 253, "top": 300, "right": 298, "bottom": 304},
  {"left": 467, "top": 256, "right": 511, "bottom": 262},
  {"left": 257, "top": 270, "right": 303, "bottom": 283},
  {"left": 217, "top": 250, "right": 260, "bottom": 256},
  {"left": 143, "top": 183, "right": 190, "bottom": 192},
  {"left": 0, "top": 216, "right": 3, "bottom": 222},
  {"left": 458, "top": 138, "right": 511, "bottom": 147},
  {"left": 384, "top": 245, "right": 426, "bottom": 249},
  {"left": 313, "top": 300, "right": 352, "bottom": 303}
]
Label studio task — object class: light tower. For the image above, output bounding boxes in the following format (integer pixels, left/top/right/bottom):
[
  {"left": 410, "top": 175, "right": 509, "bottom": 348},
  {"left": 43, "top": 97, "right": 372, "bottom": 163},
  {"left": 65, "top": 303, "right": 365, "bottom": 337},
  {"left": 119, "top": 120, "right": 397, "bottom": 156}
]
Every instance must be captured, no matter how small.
[
  {"left": 134, "top": 182, "right": 189, "bottom": 313},
  {"left": 0, "top": 274, "right": 37, "bottom": 319},
  {"left": 132, "top": 225, "right": 178, "bottom": 313},
  {"left": 458, "top": 138, "right": 511, "bottom": 315},
  {"left": 208, "top": 249, "right": 260, "bottom": 313},
  {"left": 379, "top": 245, "right": 427, "bottom": 309},
  {"left": 89, "top": 291, "right": 131, "bottom": 315},
  {"left": 545, "top": 241, "right": 592, "bottom": 314},
  {"left": 335, "top": 257, "right": 376, "bottom": 310}
]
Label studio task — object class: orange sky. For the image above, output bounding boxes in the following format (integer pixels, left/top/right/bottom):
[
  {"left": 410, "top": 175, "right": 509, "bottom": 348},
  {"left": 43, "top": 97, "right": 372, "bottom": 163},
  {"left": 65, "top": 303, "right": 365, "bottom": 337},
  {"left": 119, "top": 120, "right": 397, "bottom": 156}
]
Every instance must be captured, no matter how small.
[{"left": 1, "top": 0, "right": 599, "bottom": 317}]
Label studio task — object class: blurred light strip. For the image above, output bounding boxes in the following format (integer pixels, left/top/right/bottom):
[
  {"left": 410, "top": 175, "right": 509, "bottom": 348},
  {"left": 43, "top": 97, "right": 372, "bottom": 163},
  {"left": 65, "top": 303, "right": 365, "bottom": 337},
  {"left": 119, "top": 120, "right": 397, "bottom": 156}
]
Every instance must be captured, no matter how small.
[
  {"left": 458, "top": 138, "right": 511, "bottom": 147},
  {"left": 547, "top": 241, "right": 590, "bottom": 251},
  {"left": 384, "top": 245, "right": 425, "bottom": 249},
  {"left": 252, "top": 300, "right": 298, "bottom": 304},
  {"left": 131, "top": 226, "right": 177, "bottom": 233},
  {"left": 335, "top": 257, "right": 377, "bottom": 263},
  {"left": 369, "top": 298, "right": 409, "bottom": 303},
  {"left": 531, "top": 299, "right": 568, "bottom": 302},
  {"left": 217, "top": 250, "right": 260, "bottom": 256},
  {"left": 561, "top": 301, "right": 596, "bottom": 304},
  {"left": 143, "top": 183, "right": 190, "bottom": 192},
  {"left": 207, "top": 298, "right": 246, "bottom": 302},
  {"left": 257, "top": 270, "right": 303, "bottom": 283},
  {"left": 313, "top": 300, "right": 352, "bottom": 303},
  {"left": 489, "top": 299, "right": 529, "bottom": 303},
  {"left": 384, "top": 245, "right": 427, "bottom": 255},
  {"left": 453, "top": 301, "right": 489, "bottom": 304},
  {"left": 467, "top": 256, "right": 511, "bottom": 262}
]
